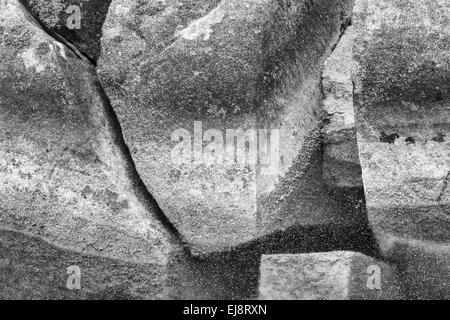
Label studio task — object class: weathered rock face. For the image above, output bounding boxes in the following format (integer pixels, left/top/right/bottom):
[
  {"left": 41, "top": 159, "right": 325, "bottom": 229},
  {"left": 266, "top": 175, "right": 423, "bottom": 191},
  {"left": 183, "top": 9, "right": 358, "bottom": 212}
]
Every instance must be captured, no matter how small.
[
  {"left": 23, "top": 0, "right": 112, "bottom": 61},
  {"left": 322, "top": 26, "right": 363, "bottom": 192},
  {"left": 259, "top": 252, "right": 404, "bottom": 300},
  {"left": 0, "top": 0, "right": 179, "bottom": 298},
  {"left": 0, "top": 229, "right": 172, "bottom": 299},
  {"left": 353, "top": 0, "right": 450, "bottom": 298},
  {"left": 388, "top": 237, "right": 449, "bottom": 299},
  {"left": 98, "top": 0, "right": 355, "bottom": 254}
]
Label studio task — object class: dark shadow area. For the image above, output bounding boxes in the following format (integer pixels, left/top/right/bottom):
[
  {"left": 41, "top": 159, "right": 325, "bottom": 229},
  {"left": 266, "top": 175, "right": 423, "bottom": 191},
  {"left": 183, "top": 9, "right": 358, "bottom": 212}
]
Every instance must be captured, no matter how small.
[
  {"left": 174, "top": 209, "right": 380, "bottom": 299},
  {"left": 21, "top": 0, "right": 112, "bottom": 63},
  {"left": 18, "top": 0, "right": 93, "bottom": 63}
]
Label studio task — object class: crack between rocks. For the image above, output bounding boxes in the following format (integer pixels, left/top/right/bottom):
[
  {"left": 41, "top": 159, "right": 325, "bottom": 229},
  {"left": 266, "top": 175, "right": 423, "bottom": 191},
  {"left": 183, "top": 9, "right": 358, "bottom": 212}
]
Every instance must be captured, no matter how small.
[
  {"left": 319, "top": 16, "right": 352, "bottom": 125},
  {"left": 93, "top": 80, "right": 185, "bottom": 245},
  {"left": 16, "top": 0, "right": 381, "bottom": 269},
  {"left": 437, "top": 171, "right": 450, "bottom": 203},
  {"left": 18, "top": 0, "right": 93, "bottom": 64},
  {"left": 6, "top": 0, "right": 396, "bottom": 300},
  {"left": 17, "top": 0, "right": 185, "bottom": 247},
  {"left": 317, "top": 12, "right": 384, "bottom": 261},
  {"left": 437, "top": 170, "right": 450, "bottom": 216}
]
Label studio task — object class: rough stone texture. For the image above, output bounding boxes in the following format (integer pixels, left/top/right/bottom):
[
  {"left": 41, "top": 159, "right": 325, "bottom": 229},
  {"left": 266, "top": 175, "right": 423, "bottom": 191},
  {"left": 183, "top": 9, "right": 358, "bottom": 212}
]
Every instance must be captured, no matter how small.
[
  {"left": 0, "top": 0, "right": 179, "bottom": 298},
  {"left": 322, "top": 26, "right": 363, "bottom": 191},
  {"left": 353, "top": 0, "right": 450, "bottom": 298},
  {"left": 98, "top": 0, "right": 355, "bottom": 255},
  {"left": 23, "top": 0, "right": 112, "bottom": 61},
  {"left": 0, "top": 229, "right": 172, "bottom": 299},
  {"left": 387, "top": 237, "right": 449, "bottom": 299},
  {"left": 259, "top": 252, "right": 404, "bottom": 300},
  {"left": 2, "top": 0, "right": 448, "bottom": 301},
  {"left": 0, "top": 226, "right": 266, "bottom": 300},
  {"left": 0, "top": 1, "right": 373, "bottom": 300}
]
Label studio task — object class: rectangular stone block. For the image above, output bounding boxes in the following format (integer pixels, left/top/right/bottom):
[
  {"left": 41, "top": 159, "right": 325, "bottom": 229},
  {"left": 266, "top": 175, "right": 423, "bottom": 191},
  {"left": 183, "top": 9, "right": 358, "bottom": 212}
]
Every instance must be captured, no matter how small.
[{"left": 259, "top": 252, "right": 404, "bottom": 300}]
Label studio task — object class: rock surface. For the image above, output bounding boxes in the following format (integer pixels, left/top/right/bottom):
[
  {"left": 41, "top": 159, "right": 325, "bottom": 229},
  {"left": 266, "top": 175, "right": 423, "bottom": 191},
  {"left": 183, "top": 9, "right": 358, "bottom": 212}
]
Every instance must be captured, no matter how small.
[
  {"left": 98, "top": 0, "right": 355, "bottom": 254},
  {"left": 0, "top": 228, "right": 172, "bottom": 299},
  {"left": 322, "top": 26, "right": 363, "bottom": 191},
  {"left": 387, "top": 237, "right": 449, "bottom": 299},
  {"left": 0, "top": 0, "right": 373, "bottom": 301},
  {"left": 0, "top": 0, "right": 448, "bottom": 301},
  {"left": 353, "top": 0, "right": 450, "bottom": 298},
  {"left": 0, "top": 0, "right": 178, "bottom": 298},
  {"left": 259, "top": 252, "right": 404, "bottom": 300},
  {"left": 23, "top": 0, "right": 112, "bottom": 61}
]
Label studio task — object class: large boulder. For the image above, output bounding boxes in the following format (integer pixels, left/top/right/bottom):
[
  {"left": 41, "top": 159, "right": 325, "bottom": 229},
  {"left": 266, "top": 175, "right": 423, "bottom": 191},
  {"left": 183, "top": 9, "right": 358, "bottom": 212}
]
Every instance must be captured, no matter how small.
[
  {"left": 23, "top": 0, "right": 112, "bottom": 61},
  {"left": 98, "top": 0, "right": 355, "bottom": 254},
  {"left": 0, "top": 0, "right": 178, "bottom": 298},
  {"left": 259, "top": 252, "right": 404, "bottom": 300},
  {"left": 353, "top": 0, "right": 450, "bottom": 298}
]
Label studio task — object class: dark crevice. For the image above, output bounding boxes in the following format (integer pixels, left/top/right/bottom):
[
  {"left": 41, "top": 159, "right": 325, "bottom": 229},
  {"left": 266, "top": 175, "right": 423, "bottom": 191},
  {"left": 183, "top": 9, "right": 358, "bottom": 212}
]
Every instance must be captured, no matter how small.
[
  {"left": 18, "top": 0, "right": 92, "bottom": 64},
  {"left": 330, "top": 16, "right": 353, "bottom": 59},
  {"left": 45, "top": 0, "right": 373, "bottom": 267},
  {"left": 77, "top": 48, "right": 97, "bottom": 66},
  {"left": 19, "top": 0, "right": 111, "bottom": 64},
  {"left": 324, "top": 187, "right": 382, "bottom": 259},
  {"left": 319, "top": 15, "right": 352, "bottom": 122},
  {"left": 14, "top": 0, "right": 387, "bottom": 299},
  {"left": 93, "top": 80, "right": 185, "bottom": 244},
  {"left": 17, "top": 0, "right": 184, "bottom": 243},
  {"left": 316, "top": 3, "right": 383, "bottom": 262},
  {"left": 15, "top": 0, "right": 182, "bottom": 243},
  {"left": 437, "top": 171, "right": 450, "bottom": 217},
  {"left": 438, "top": 171, "right": 450, "bottom": 203}
]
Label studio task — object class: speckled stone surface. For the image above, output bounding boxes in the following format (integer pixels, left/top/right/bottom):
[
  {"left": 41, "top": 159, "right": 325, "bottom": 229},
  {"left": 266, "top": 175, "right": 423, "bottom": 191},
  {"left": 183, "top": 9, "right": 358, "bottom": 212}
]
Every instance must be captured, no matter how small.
[
  {"left": 1, "top": 0, "right": 448, "bottom": 301},
  {"left": 98, "top": 0, "right": 355, "bottom": 255},
  {"left": 259, "top": 252, "right": 404, "bottom": 300},
  {"left": 23, "top": 0, "right": 112, "bottom": 61},
  {"left": 353, "top": 0, "right": 450, "bottom": 299},
  {"left": 0, "top": 1, "right": 178, "bottom": 297},
  {"left": 322, "top": 26, "right": 363, "bottom": 191}
]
